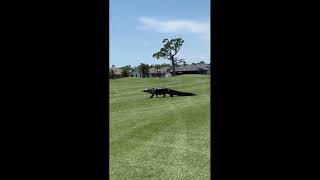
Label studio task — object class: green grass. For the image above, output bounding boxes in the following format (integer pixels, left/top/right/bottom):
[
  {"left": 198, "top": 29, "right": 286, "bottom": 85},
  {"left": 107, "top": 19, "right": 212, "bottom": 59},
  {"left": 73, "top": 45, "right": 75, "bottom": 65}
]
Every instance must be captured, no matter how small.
[{"left": 110, "top": 75, "right": 210, "bottom": 180}]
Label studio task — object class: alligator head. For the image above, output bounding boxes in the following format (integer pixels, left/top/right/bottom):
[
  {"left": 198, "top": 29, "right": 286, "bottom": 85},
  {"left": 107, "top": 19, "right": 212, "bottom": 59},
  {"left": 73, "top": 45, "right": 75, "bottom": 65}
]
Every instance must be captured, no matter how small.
[{"left": 142, "top": 88, "right": 154, "bottom": 94}]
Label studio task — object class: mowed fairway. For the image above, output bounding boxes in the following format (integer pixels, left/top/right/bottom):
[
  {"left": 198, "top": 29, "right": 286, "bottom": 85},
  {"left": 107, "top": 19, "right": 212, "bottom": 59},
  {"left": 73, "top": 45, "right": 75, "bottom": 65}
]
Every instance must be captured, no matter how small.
[{"left": 110, "top": 75, "right": 210, "bottom": 180}]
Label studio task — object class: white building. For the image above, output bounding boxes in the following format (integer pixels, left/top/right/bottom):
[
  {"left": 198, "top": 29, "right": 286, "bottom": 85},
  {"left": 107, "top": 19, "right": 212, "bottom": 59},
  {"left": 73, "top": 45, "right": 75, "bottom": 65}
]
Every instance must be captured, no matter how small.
[{"left": 128, "top": 69, "right": 142, "bottom": 77}]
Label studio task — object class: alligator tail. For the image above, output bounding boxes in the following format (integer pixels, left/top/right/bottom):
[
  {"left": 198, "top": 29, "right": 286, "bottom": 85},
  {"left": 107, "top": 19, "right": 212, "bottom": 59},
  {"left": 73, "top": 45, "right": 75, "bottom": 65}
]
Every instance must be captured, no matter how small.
[
  {"left": 170, "top": 90, "right": 196, "bottom": 96},
  {"left": 179, "top": 92, "right": 196, "bottom": 96}
]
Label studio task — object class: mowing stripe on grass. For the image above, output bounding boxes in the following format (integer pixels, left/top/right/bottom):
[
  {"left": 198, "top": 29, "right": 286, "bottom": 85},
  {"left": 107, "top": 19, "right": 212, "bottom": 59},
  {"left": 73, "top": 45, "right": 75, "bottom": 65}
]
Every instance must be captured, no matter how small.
[{"left": 110, "top": 75, "right": 210, "bottom": 180}]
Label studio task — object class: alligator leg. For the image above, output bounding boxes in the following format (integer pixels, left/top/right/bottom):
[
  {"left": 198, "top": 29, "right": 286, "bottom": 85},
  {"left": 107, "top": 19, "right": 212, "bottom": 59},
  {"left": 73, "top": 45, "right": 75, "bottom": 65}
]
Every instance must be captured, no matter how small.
[
  {"left": 168, "top": 90, "right": 174, "bottom": 97},
  {"left": 156, "top": 94, "right": 158, "bottom": 98},
  {"left": 163, "top": 94, "right": 166, "bottom": 98},
  {"left": 150, "top": 92, "right": 155, "bottom": 98}
]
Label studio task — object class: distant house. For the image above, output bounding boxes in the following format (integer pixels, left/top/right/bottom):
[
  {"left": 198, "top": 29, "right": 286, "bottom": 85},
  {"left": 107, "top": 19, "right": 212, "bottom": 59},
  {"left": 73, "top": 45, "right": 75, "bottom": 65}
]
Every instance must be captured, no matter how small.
[
  {"left": 128, "top": 69, "right": 141, "bottom": 77},
  {"left": 169, "top": 63, "right": 210, "bottom": 75},
  {"left": 195, "top": 63, "right": 210, "bottom": 74},
  {"left": 148, "top": 67, "right": 170, "bottom": 77},
  {"left": 110, "top": 66, "right": 122, "bottom": 79},
  {"left": 127, "top": 63, "right": 210, "bottom": 78},
  {"left": 129, "top": 66, "right": 171, "bottom": 78}
]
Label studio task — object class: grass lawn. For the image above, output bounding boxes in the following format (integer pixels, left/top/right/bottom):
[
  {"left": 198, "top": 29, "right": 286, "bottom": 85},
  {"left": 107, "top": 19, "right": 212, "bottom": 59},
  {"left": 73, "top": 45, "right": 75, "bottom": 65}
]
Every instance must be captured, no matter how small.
[{"left": 110, "top": 74, "right": 210, "bottom": 180}]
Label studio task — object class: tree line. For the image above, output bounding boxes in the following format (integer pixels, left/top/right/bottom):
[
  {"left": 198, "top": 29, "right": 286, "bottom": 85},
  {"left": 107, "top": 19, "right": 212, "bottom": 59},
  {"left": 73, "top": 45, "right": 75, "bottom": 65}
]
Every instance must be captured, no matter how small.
[
  {"left": 109, "top": 63, "right": 171, "bottom": 78},
  {"left": 111, "top": 60, "right": 207, "bottom": 78},
  {"left": 110, "top": 37, "right": 208, "bottom": 78}
]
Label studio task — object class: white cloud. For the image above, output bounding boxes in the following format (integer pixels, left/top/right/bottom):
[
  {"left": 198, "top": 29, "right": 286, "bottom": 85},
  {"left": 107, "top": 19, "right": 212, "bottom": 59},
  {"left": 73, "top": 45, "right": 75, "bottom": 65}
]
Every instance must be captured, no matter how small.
[{"left": 137, "top": 17, "right": 210, "bottom": 40}]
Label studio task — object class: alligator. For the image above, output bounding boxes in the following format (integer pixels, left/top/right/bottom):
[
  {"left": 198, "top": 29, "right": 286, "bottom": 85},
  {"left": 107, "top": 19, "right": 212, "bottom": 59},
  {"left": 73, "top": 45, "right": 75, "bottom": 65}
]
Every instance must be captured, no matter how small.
[{"left": 142, "top": 88, "right": 196, "bottom": 98}]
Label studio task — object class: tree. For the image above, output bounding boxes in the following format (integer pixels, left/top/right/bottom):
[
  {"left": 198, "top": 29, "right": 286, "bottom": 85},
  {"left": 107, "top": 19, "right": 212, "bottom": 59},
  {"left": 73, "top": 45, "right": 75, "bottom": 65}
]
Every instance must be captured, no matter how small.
[
  {"left": 109, "top": 68, "right": 115, "bottom": 79},
  {"left": 122, "top": 65, "right": 132, "bottom": 70},
  {"left": 121, "top": 69, "right": 129, "bottom": 77},
  {"left": 160, "top": 63, "right": 170, "bottom": 68},
  {"left": 120, "top": 65, "right": 132, "bottom": 77},
  {"left": 138, "top": 63, "right": 150, "bottom": 78},
  {"left": 153, "top": 38, "right": 185, "bottom": 76},
  {"left": 155, "top": 64, "right": 161, "bottom": 77},
  {"left": 199, "top": 61, "right": 206, "bottom": 64}
]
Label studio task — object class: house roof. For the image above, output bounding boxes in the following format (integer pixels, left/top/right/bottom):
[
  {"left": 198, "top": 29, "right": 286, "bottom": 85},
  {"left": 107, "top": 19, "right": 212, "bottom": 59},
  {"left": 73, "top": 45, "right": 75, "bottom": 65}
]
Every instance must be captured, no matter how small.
[
  {"left": 161, "top": 67, "right": 170, "bottom": 73},
  {"left": 196, "top": 63, "right": 210, "bottom": 71},
  {"left": 129, "top": 69, "right": 139, "bottom": 73},
  {"left": 148, "top": 68, "right": 158, "bottom": 73},
  {"left": 195, "top": 63, "right": 210, "bottom": 68},
  {"left": 111, "top": 68, "right": 122, "bottom": 75},
  {"left": 149, "top": 67, "right": 170, "bottom": 73},
  {"left": 169, "top": 63, "right": 210, "bottom": 72}
]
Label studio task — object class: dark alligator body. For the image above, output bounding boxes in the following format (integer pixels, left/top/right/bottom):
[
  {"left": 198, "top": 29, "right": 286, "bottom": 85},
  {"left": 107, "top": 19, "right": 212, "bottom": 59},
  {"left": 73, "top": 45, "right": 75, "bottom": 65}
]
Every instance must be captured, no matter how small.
[{"left": 142, "top": 88, "right": 196, "bottom": 98}]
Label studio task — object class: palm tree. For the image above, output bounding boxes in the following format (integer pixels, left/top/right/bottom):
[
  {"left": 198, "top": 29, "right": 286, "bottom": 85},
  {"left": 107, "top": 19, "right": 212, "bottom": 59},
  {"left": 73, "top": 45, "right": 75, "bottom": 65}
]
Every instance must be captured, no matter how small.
[
  {"left": 138, "top": 63, "right": 150, "bottom": 78},
  {"left": 155, "top": 64, "right": 161, "bottom": 77}
]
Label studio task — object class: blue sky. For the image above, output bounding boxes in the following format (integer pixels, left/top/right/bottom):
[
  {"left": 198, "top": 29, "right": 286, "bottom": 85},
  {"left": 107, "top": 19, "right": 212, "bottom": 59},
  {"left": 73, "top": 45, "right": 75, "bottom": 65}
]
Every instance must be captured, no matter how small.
[{"left": 110, "top": 0, "right": 210, "bottom": 67}]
